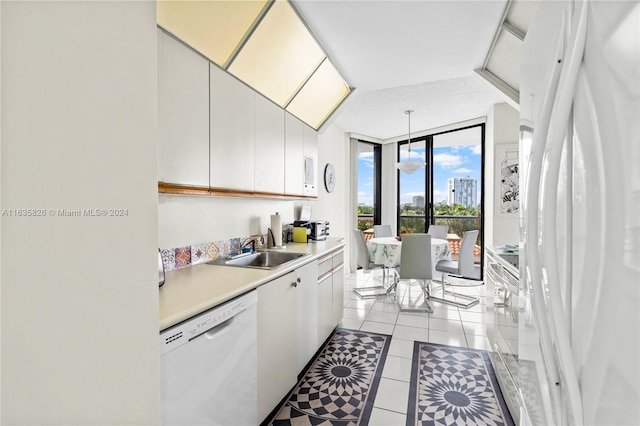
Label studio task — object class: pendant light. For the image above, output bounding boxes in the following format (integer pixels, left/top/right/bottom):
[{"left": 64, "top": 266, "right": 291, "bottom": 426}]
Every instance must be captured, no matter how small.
[{"left": 395, "top": 110, "right": 425, "bottom": 174}]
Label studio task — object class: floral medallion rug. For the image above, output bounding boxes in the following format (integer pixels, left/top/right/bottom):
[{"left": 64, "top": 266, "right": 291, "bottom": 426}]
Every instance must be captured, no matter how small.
[
  {"left": 266, "top": 328, "right": 391, "bottom": 426},
  {"left": 407, "top": 342, "right": 514, "bottom": 426}
]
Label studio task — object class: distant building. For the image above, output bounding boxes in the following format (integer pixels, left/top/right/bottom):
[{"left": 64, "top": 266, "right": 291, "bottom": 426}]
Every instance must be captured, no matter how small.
[
  {"left": 413, "top": 195, "right": 425, "bottom": 208},
  {"left": 447, "top": 177, "right": 477, "bottom": 207}
]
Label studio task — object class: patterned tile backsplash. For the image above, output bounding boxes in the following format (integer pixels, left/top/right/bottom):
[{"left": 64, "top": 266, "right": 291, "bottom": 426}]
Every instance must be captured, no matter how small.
[{"left": 161, "top": 234, "right": 267, "bottom": 272}]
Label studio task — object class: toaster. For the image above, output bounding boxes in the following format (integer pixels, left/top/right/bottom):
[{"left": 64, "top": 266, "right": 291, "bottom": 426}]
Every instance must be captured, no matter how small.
[{"left": 309, "top": 221, "right": 329, "bottom": 241}]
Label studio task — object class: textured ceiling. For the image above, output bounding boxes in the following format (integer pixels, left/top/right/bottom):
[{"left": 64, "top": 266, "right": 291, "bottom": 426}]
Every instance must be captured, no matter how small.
[{"left": 293, "top": 0, "right": 512, "bottom": 140}]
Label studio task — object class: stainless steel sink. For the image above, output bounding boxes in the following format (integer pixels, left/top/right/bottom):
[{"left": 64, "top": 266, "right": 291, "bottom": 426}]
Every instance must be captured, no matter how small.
[{"left": 207, "top": 250, "right": 309, "bottom": 270}]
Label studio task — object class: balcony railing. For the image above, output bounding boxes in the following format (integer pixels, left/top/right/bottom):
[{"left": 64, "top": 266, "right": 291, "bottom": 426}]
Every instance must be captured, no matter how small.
[{"left": 358, "top": 214, "right": 481, "bottom": 261}]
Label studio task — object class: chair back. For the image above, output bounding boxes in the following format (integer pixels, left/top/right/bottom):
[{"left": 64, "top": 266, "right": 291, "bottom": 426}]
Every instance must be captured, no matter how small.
[
  {"left": 427, "top": 224, "right": 448, "bottom": 240},
  {"left": 398, "top": 234, "right": 432, "bottom": 280},
  {"left": 373, "top": 225, "right": 393, "bottom": 238},
  {"left": 458, "top": 230, "right": 479, "bottom": 277},
  {"left": 352, "top": 230, "right": 371, "bottom": 270}
]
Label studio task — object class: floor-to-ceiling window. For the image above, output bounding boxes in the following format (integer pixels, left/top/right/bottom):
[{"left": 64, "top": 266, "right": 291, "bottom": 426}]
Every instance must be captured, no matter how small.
[
  {"left": 357, "top": 141, "right": 381, "bottom": 234},
  {"left": 398, "top": 124, "right": 484, "bottom": 277},
  {"left": 397, "top": 138, "right": 428, "bottom": 233}
]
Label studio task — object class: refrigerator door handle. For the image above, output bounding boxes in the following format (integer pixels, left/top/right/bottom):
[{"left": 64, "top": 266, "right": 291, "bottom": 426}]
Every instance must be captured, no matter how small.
[
  {"left": 539, "top": 0, "right": 589, "bottom": 423},
  {"left": 525, "top": 10, "right": 566, "bottom": 422}
]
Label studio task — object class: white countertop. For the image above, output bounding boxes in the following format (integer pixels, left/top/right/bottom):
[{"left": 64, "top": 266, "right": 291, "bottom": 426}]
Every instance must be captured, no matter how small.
[
  {"left": 159, "top": 239, "right": 345, "bottom": 331},
  {"left": 486, "top": 246, "right": 519, "bottom": 278}
]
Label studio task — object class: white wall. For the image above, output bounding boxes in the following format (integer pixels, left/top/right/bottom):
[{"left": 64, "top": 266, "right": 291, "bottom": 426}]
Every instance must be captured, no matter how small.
[
  {"left": 295, "top": 122, "right": 349, "bottom": 241},
  {"left": 485, "top": 103, "right": 520, "bottom": 248},
  {"left": 159, "top": 195, "right": 295, "bottom": 249},
  {"left": 1, "top": 1, "right": 159, "bottom": 424}
]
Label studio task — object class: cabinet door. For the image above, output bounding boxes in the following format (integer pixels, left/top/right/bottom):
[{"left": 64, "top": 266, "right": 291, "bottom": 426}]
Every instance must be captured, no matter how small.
[
  {"left": 284, "top": 112, "right": 304, "bottom": 196},
  {"left": 157, "top": 29, "right": 209, "bottom": 187},
  {"left": 296, "top": 261, "right": 318, "bottom": 372},
  {"left": 332, "top": 264, "right": 345, "bottom": 326},
  {"left": 317, "top": 272, "right": 333, "bottom": 347},
  {"left": 303, "top": 123, "right": 318, "bottom": 196},
  {"left": 254, "top": 93, "right": 285, "bottom": 194},
  {"left": 210, "top": 64, "right": 255, "bottom": 190},
  {"left": 257, "top": 272, "right": 298, "bottom": 423}
]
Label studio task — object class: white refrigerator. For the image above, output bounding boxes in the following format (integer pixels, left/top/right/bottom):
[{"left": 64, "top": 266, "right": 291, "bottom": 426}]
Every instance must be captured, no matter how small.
[{"left": 519, "top": 0, "right": 639, "bottom": 424}]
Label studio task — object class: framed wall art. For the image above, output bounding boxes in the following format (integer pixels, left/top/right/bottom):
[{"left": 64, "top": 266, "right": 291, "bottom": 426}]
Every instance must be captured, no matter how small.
[{"left": 496, "top": 143, "right": 519, "bottom": 214}]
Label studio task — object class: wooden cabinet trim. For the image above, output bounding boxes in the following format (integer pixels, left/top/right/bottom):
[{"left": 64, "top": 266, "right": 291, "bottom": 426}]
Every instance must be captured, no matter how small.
[{"left": 158, "top": 181, "right": 318, "bottom": 200}]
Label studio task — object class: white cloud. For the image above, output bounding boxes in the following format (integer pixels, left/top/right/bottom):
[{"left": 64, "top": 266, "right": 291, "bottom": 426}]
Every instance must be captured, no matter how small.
[
  {"left": 454, "top": 168, "right": 473, "bottom": 174},
  {"left": 471, "top": 145, "right": 481, "bottom": 155},
  {"left": 433, "top": 153, "right": 463, "bottom": 168},
  {"left": 433, "top": 189, "right": 448, "bottom": 201},
  {"left": 398, "top": 149, "right": 426, "bottom": 162}
]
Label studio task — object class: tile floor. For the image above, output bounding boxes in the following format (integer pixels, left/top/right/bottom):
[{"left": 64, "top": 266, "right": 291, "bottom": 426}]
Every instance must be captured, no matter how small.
[{"left": 341, "top": 269, "right": 493, "bottom": 425}]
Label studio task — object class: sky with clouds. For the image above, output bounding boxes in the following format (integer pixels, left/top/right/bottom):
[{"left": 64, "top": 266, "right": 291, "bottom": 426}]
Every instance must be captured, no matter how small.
[{"left": 358, "top": 144, "right": 481, "bottom": 207}]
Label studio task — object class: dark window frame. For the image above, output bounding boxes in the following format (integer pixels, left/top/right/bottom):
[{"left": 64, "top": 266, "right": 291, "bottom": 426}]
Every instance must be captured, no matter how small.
[{"left": 396, "top": 124, "right": 485, "bottom": 277}]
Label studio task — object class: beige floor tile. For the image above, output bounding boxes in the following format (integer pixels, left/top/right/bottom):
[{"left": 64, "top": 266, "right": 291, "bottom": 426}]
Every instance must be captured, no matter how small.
[
  {"left": 428, "top": 329, "right": 466, "bottom": 348},
  {"left": 381, "top": 355, "right": 413, "bottom": 382},
  {"left": 366, "top": 310, "right": 399, "bottom": 325},
  {"left": 368, "top": 407, "right": 407, "bottom": 426},
  {"left": 392, "top": 325, "right": 429, "bottom": 342},
  {"left": 373, "top": 378, "right": 410, "bottom": 414},
  {"left": 360, "top": 320, "right": 395, "bottom": 335},
  {"left": 429, "top": 317, "right": 464, "bottom": 333},
  {"left": 387, "top": 337, "right": 415, "bottom": 359}
]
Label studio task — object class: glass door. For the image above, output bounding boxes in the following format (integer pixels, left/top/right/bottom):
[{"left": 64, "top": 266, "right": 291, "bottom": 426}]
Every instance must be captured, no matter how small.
[
  {"left": 356, "top": 141, "right": 381, "bottom": 239},
  {"left": 432, "top": 125, "right": 484, "bottom": 278},
  {"left": 397, "top": 124, "right": 484, "bottom": 279}
]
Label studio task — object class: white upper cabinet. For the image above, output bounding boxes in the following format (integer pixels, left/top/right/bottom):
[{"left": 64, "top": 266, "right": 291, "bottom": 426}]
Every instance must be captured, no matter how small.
[
  {"left": 303, "top": 123, "right": 318, "bottom": 197},
  {"left": 284, "top": 112, "right": 318, "bottom": 197},
  {"left": 284, "top": 113, "right": 305, "bottom": 196},
  {"left": 158, "top": 30, "right": 209, "bottom": 187},
  {"left": 210, "top": 64, "right": 255, "bottom": 191},
  {"left": 254, "top": 93, "right": 285, "bottom": 194}
]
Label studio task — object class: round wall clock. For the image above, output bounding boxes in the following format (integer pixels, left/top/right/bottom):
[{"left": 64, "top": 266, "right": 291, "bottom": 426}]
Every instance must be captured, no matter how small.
[{"left": 324, "top": 163, "right": 336, "bottom": 193}]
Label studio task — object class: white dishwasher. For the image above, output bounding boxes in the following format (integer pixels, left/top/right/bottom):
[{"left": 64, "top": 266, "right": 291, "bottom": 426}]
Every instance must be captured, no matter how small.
[{"left": 160, "top": 290, "right": 257, "bottom": 425}]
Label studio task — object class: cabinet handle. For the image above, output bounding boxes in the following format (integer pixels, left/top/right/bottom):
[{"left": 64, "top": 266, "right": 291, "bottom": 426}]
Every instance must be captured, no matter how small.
[
  {"left": 292, "top": 281, "right": 298, "bottom": 288},
  {"left": 296, "top": 277, "right": 301, "bottom": 283}
]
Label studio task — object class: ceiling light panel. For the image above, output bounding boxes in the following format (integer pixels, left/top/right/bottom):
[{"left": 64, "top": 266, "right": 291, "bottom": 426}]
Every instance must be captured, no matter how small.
[
  {"left": 286, "top": 59, "right": 351, "bottom": 130},
  {"left": 228, "top": 0, "right": 326, "bottom": 107},
  {"left": 486, "top": 29, "right": 522, "bottom": 91},
  {"left": 157, "top": 0, "right": 269, "bottom": 67}
]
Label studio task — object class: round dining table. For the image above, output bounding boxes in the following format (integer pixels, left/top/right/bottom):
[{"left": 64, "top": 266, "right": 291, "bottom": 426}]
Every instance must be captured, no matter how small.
[{"left": 367, "top": 236, "right": 451, "bottom": 276}]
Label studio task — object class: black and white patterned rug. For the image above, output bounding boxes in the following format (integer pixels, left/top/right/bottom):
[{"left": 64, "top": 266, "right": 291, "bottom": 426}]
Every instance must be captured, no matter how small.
[
  {"left": 266, "top": 328, "right": 391, "bottom": 426},
  {"left": 407, "top": 342, "right": 514, "bottom": 426}
]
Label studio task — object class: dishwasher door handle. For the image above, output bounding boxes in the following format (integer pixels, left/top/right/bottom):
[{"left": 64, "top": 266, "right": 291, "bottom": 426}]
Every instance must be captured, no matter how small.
[{"left": 188, "top": 303, "right": 246, "bottom": 341}]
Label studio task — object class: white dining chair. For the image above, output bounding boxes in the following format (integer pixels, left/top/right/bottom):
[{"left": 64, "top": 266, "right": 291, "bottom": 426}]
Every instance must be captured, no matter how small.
[
  {"left": 427, "top": 224, "right": 448, "bottom": 240},
  {"left": 432, "top": 229, "right": 480, "bottom": 309},
  {"left": 394, "top": 233, "right": 433, "bottom": 313},
  {"left": 373, "top": 225, "right": 393, "bottom": 238},
  {"left": 352, "top": 230, "right": 389, "bottom": 298}
]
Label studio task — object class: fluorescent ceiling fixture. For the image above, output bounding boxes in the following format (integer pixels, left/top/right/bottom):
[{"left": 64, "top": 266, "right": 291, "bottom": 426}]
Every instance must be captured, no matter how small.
[
  {"left": 228, "top": 0, "right": 326, "bottom": 107},
  {"left": 157, "top": 0, "right": 269, "bottom": 67},
  {"left": 486, "top": 28, "right": 522, "bottom": 91},
  {"left": 286, "top": 59, "right": 351, "bottom": 130}
]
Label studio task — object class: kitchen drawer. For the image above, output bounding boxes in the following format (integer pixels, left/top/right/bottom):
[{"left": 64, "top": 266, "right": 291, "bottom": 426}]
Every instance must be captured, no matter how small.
[
  {"left": 318, "top": 255, "right": 332, "bottom": 278},
  {"left": 331, "top": 250, "right": 344, "bottom": 269}
]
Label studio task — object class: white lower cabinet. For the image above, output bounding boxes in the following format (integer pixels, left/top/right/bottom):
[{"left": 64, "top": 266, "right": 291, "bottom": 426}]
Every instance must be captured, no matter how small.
[
  {"left": 296, "top": 261, "right": 319, "bottom": 373},
  {"left": 317, "top": 271, "right": 334, "bottom": 346},
  {"left": 331, "top": 252, "right": 345, "bottom": 325},
  {"left": 257, "top": 248, "right": 344, "bottom": 422},
  {"left": 317, "top": 248, "right": 345, "bottom": 347},
  {"left": 257, "top": 271, "right": 298, "bottom": 423}
]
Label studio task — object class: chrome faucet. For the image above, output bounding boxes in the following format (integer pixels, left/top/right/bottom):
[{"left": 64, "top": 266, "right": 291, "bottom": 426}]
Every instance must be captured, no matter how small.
[
  {"left": 267, "top": 228, "right": 276, "bottom": 248},
  {"left": 241, "top": 238, "right": 256, "bottom": 253}
]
